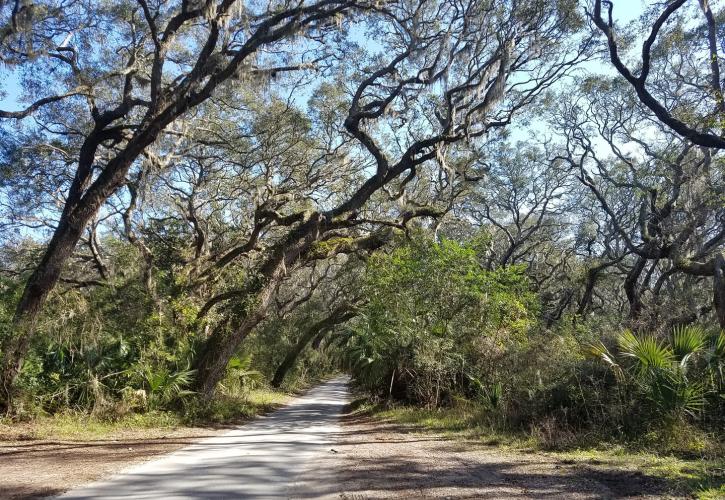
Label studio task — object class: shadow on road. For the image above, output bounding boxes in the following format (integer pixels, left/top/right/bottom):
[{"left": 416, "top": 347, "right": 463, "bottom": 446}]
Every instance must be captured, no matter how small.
[{"left": 295, "top": 412, "right": 675, "bottom": 500}]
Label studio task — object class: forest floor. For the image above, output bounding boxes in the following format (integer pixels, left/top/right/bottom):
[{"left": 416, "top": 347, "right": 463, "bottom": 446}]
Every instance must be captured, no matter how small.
[{"left": 297, "top": 404, "right": 723, "bottom": 499}]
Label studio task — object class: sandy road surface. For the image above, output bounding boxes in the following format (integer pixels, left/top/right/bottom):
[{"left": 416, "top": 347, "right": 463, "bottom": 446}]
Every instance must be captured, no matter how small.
[{"left": 59, "top": 377, "right": 350, "bottom": 499}]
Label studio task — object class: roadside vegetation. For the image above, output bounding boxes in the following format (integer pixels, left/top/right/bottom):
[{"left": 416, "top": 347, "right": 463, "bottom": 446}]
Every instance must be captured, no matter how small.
[
  {"left": 353, "top": 401, "right": 724, "bottom": 498},
  {"left": 0, "top": 0, "right": 723, "bottom": 492},
  {"left": 339, "top": 236, "right": 724, "bottom": 497},
  {"left": 0, "top": 387, "right": 290, "bottom": 443}
]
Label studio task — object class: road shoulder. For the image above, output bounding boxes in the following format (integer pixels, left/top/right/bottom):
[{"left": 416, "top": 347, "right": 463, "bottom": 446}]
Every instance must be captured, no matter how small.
[
  {"left": 0, "top": 423, "right": 232, "bottom": 499},
  {"left": 294, "top": 412, "right": 685, "bottom": 499}
]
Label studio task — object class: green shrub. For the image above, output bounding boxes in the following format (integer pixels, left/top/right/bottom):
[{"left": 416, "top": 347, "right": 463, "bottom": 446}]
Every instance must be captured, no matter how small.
[{"left": 338, "top": 236, "right": 539, "bottom": 406}]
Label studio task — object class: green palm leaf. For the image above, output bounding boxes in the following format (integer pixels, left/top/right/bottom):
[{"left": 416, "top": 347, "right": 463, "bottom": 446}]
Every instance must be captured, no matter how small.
[
  {"left": 618, "top": 329, "right": 674, "bottom": 374},
  {"left": 672, "top": 325, "right": 706, "bottom": 368}
]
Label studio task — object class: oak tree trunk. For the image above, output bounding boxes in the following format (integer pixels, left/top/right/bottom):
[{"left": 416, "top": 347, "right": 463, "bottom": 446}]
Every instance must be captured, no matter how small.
[
  {"left": 193, "top": 278, "right": 279, "bottom": 398},
  {"left": 714, "top": 254, "right": 725, "bottom": 329},
  {"left": 1, "top": 218, "right": 88, "bottom": 408}
]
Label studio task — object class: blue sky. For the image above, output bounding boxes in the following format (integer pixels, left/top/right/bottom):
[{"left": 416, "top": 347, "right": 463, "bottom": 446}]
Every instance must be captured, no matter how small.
[{"left": 0, "top": 1, "right": 647, "bottom": 114}]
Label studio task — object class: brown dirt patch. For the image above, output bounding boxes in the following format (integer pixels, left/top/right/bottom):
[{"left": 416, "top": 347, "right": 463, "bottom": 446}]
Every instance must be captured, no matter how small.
[{"left": 293, "top": 414, "right": 679, "bottom": 499}]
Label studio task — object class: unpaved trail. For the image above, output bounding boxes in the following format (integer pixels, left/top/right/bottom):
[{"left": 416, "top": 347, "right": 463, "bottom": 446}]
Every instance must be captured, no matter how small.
[
  {"left": 57, "top": 376, "right": 350, "bottom": 499},
  {"left": 2, "top": 377, "right": 679, "bottom": 499}
]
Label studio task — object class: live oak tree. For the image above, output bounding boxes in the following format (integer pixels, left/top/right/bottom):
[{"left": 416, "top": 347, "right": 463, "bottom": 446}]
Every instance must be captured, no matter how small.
[
  {"left": 585, "top": 0, "right": 725, "bottom": 328},
  {"left": 188, "top": 0, "right": 590, "bottom": 396},
  {"left": 467, "top": 145, "right": 577, "bottom": 269},
  {"left": 558, "top": 77, "right": 725, "bottom": 328},
  {"left": 0, "top": 0, "right": 376, "bottom": 407},
  {"left": 589, "top": 0, "right": 725, "bottom": 149},
  {"left": 1, "top": 0, "right": 588, "bottom": 402}
]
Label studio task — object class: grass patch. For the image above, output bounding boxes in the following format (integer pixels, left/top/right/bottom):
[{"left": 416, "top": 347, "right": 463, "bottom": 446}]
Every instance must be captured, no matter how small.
[
  {"left": 0, "top": 387, "right": 291, "bottom": 441},
  {"left": 368, "top": 401, "right": 532, "bottom": 446},
  {"left": 550, "top": 448, "right": 725, "bottom": 499},
  {"left": 363, "top": 401, "right": 724, "bottom": 499},
  {"left": 186, "top": 388, "right": 291, "bottom": 424},
  {"left": 374, "top": 405, "right": 474, "bottom": 432},
  {"left": 245, "top": 388, "right": 291, "bottom": 407},
  {"left": 0, "top": 410, "right": 184, "bottom": 441}
]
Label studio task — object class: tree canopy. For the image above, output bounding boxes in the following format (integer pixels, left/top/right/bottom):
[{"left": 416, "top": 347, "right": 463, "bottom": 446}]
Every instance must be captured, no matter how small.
[{"left": 0, "top": 0, "right": 723, "bottom": 441}]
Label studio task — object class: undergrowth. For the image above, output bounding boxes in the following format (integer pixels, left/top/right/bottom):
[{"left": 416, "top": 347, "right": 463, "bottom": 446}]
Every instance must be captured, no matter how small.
[
  {"left": 0, "top": 388, "right": 290, "bottom": 440},
  {"left": 359, "top": 400, "right": 725, "bottom": 499}
]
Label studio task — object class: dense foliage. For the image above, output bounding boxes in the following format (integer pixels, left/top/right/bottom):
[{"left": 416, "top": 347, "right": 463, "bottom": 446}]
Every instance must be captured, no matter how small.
[{"left": 339, "top": 237, "right": 538, "bottom": 406}]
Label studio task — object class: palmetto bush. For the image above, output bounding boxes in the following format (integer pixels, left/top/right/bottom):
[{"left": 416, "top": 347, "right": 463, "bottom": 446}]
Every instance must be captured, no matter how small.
[
  {"left": 587, "top": 325, "right": 723, "bottom": 423},
  {"left": 136, "top": 363, "right": 196, "bottom": 410},
  {"left": 219, "top": 354, "right": 263, "bottom": 396}
]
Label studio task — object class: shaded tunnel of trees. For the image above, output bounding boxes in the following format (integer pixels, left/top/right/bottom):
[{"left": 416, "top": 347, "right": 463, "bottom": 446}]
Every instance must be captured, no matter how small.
[{"left": 0, "top": 0, "right": 723, "bottom": 439}]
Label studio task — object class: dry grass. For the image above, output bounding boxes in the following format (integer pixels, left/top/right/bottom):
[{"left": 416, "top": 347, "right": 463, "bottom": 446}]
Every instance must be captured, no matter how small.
[{"left": 363, "top": 401, "right": 725, "bottom": 499}]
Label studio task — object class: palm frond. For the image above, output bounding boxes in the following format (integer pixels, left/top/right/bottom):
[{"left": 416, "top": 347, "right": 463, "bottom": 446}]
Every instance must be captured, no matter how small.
[
  {"left": 672, "top": 325, "right": 706, "bottom": 366},
  {"left": 584, "top": 341, "right": 624, "bottom": 382},
  {"left": 650, "top": 369, "right": 706, "bottom": 418},
  {"left": 617, "top": 330, "right": 674, "bottom": 374}
]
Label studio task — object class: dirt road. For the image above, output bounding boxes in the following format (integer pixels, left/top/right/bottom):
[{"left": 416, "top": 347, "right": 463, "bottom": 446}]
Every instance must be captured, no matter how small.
[
  {"left": 1, "top": 377, "right": 680, "bottom": 499},
  {"left": 296, "top": 415, "right": 675, "bottom": 499},
  {"left": 58, "top": 377, "right": 350, "bottom": 499}
]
